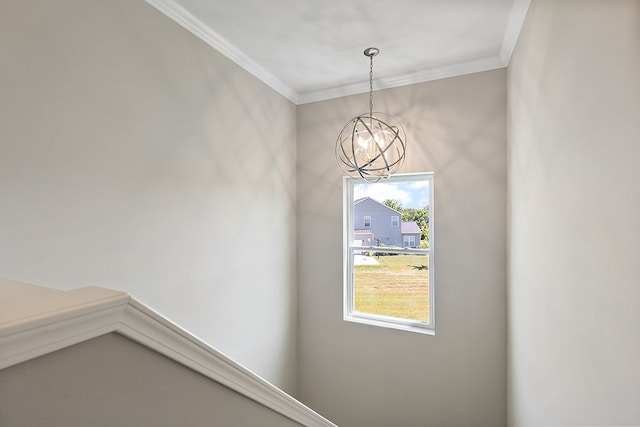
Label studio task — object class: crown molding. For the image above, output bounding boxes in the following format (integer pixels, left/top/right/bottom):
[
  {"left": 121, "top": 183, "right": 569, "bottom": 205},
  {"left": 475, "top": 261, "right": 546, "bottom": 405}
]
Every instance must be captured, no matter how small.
[
  {"left": 0, "top": 281, "right": 336, "bottom": 427},
  {"left": 500, "top": 0, "right": 532, "bottom": 63},
  {"left": 145, "top": 0, "right": 299, "bottom": 104},
  {"left": 297, "top": 55, "right": 507, "bottom": 105},
  {"left": 145, "top": 0, "right": 529, "bottom": 106}
]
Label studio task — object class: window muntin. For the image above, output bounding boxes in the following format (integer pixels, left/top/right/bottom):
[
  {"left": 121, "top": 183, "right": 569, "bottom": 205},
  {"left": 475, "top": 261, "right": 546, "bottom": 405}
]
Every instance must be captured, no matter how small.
[
  {"left": 364, "top": 216, "right": 371, "bottom": 227},
  {"left": 344, "top": 173, "right": 434, "bottom": 334},
  {"left": 391, "top": 215, "right": 399, "bottom": 227}
]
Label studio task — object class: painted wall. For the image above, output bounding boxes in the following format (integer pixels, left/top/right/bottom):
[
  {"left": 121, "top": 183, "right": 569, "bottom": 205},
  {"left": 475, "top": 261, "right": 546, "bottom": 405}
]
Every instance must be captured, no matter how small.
[
  {"left": 0, "top": 333, "right": 301, "bottom": 427},
  {"left": 0, "top": 0, "right": 297, "bottom": 394},
  {"left": 297, "top": 69, "right": 507, "bottom": 427},
  {"left": 508, "top": 0, "right": 640, "bottom": 425}
]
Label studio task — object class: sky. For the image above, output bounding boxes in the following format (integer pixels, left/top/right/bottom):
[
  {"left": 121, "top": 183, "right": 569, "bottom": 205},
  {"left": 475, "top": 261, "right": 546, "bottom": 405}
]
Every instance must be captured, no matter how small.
[{"left": 354, "top": 179, "right": 430, "bottom": 209}]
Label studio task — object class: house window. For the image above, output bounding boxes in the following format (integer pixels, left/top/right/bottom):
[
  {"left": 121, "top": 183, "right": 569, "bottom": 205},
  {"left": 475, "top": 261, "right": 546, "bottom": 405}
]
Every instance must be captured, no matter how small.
[
  {"left": 403, "top": 235, "right": 416, "bottom": 247},
  {"left": 344, "top": 172, "right": 434, "bottom": 335}
]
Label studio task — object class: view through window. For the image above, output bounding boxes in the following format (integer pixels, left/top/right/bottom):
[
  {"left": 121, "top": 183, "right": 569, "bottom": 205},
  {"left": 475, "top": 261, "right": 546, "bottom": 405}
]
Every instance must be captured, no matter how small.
[{"left": 344, "top": 173, "right": 434, "bottom": 334}]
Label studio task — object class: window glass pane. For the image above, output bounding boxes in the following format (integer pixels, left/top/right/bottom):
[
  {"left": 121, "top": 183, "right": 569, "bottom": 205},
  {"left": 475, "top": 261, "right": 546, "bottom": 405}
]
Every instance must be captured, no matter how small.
[
  {"left": 353, "top": 252, "right": 429, "bottom": 323},
  {"left": 353, "top": 180, "right": 430, "bottom": 250}
]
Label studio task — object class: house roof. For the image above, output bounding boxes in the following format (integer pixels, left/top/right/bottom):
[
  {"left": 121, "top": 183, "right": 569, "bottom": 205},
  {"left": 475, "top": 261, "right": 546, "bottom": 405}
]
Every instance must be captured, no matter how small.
[
  {"left": 401, "top": 221, "right": 421, "bottom": 234},
  {"left": 354, "top": 197, "right": 367, "bottom": 205},
  {"left": 353, "top": 197, "right": 402, "bottom": 214}
]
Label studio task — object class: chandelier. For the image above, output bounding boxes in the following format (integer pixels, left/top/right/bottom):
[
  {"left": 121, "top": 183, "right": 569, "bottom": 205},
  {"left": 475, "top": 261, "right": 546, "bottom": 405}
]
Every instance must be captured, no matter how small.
[{"left": 336, "top": 47, "right": 406, "bottom": 182}]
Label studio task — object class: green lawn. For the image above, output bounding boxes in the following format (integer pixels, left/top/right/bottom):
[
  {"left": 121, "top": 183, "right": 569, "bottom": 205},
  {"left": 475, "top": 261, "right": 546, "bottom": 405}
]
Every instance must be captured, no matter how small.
[{"left": 354, "top": 254, "right": 429, "bottom": 322}]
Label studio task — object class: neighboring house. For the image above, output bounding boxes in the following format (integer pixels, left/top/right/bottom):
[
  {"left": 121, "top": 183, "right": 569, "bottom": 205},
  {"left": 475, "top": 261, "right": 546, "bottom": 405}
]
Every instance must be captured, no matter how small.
[{"left": 353, "top": 197, "right": 421, "bottom": 248}]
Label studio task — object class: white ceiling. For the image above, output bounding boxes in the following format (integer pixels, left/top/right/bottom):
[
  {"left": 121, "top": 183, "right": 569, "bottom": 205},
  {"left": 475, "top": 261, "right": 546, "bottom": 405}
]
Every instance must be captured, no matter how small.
[{"left": 147, "top": 0, "right": 531, "bottom": 104}]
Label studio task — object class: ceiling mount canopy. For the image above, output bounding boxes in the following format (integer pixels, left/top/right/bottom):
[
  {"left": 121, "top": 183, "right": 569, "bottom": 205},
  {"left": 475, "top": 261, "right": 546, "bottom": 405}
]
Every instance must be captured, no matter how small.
[{"left": 336, "top": 47, "right": 407, "bottom": 182}]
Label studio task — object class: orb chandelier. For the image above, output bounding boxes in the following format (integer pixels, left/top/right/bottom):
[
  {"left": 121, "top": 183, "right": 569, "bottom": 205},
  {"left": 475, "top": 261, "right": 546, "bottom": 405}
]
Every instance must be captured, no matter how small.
[{"left": 336, "top": 47, "right": 406, "bottom": 182}]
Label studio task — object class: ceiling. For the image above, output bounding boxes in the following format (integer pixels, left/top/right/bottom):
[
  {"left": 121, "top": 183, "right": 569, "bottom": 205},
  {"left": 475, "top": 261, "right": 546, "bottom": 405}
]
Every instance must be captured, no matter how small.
[{"left": 147, "top": 0, "right": 531, "bottom": 104}]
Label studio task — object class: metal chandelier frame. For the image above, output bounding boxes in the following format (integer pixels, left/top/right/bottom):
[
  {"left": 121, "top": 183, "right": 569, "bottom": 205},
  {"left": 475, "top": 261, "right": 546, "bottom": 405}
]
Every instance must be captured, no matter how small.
[{"left": 336, "top": 47, "right": 407, "bottom": 182}]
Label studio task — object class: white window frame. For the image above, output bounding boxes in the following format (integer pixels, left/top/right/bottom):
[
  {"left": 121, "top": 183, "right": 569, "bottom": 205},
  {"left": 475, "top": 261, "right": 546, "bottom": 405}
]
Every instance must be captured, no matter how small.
[
  {"left": 343, "top": 172, "right": 435, "bottom": 335},
  {"left": 391, "top": 215, "right": 399, "bottom": 227},
  {"left": 364, "top": 215, "right": 371, "bottom": 227}
]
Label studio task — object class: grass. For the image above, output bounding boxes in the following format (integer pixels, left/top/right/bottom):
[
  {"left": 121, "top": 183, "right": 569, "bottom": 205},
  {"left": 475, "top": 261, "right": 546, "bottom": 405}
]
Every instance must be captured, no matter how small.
[{"left": 354, "top": 254, "right": 429, "bottom": 322}]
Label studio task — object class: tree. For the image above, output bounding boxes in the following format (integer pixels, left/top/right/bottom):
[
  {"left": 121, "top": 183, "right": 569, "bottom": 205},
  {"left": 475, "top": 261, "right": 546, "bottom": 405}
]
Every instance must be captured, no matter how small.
[
  {"left": 383, "top": 199, "right": 403, "bottom": 212},
  {"left": 402, "top": 206, "right": 430, "bottom": 245},
  {"left": 383, "top": 199, "right": 430, "bottom": 245}
]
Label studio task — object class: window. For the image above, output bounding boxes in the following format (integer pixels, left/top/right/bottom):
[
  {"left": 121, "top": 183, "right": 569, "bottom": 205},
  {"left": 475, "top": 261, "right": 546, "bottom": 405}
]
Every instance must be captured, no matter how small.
[
  {"left": 344, "top": 173, "right": 434, "bottom": 335},
  {"left": 403, "top": 235, "right": 416, "bottom": 247}
]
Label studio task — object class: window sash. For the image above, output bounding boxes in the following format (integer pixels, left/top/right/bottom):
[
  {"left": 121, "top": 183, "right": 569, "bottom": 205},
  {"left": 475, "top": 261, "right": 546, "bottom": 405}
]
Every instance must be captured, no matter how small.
[
  {"left": 346, "top": 247, "right": 432, "bottom": 330},
  {"left": 343, "top": 172, "right": 435, "bottom": 335}
]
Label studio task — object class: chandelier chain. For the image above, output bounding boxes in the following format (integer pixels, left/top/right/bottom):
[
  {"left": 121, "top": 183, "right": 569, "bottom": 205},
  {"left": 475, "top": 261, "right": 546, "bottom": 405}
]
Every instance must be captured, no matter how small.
[{"left": 369, "top": 54, "right": 374, "bottom": 116}]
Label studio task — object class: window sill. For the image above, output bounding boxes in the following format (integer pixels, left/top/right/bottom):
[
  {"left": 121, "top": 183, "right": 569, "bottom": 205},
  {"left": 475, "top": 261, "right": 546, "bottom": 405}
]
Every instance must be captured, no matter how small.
[{"left": 345, "top": 313, "right": 435, "bottom": 336}]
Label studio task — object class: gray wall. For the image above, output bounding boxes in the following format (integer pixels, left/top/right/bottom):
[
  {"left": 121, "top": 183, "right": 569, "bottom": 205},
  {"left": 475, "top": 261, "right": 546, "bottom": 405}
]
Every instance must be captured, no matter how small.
[
  {"left": 0, "top": 0, "right": 297, "bottom": 394},
  {"left": 0, "top": 333, "right": 302, "bottom": 427},
  {"left": 508, "top": 1, "right": 640, "bottom": 425},
  {"left": 297, "top": 69, "right": 507, "bottom": 427}
]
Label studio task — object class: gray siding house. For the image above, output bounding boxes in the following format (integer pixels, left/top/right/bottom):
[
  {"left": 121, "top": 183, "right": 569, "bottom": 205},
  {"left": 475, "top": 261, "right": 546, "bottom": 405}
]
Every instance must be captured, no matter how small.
[{"left": 353, "top": 197, "right": 421, "bottom": 248}]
